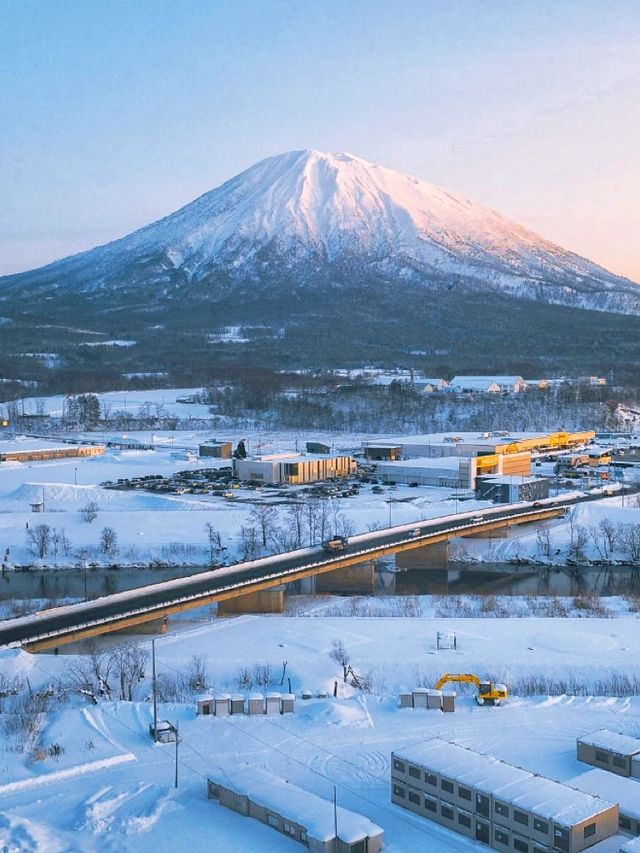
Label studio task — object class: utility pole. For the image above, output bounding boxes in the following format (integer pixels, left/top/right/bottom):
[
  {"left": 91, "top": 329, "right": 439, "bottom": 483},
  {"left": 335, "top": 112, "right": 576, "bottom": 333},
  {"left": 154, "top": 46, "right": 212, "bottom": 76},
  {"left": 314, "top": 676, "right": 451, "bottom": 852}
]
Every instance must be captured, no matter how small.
[
  {"left": 152, "top": 639, "right": 158, "bottom": 743},
  {"left": 333, "top": 786, "right": 338, "bottom": 840},
  {"left": 174, "top": 722, "right": 180, "bottom": 788}
]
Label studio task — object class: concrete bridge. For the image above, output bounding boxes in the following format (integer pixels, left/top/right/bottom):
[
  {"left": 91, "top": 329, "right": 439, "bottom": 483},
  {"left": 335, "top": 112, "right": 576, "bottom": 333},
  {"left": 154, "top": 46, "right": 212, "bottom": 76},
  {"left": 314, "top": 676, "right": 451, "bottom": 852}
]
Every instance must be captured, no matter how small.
[{"left": 0, "top": 501, "right": 569, "bottom": 652}]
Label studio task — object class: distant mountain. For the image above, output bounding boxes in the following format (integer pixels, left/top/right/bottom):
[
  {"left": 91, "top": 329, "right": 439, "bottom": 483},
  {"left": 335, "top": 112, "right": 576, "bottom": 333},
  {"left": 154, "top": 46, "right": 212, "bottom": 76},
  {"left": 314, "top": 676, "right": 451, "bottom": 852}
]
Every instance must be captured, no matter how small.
[{"left": 2, "top": 149, "right": 638, "bottom": 314}]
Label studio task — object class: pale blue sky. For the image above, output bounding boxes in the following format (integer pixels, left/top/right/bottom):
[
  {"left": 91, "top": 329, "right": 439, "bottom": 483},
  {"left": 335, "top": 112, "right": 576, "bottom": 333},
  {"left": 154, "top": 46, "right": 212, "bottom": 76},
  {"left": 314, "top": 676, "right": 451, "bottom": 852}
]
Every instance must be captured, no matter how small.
[{"left": 1, "top": 0, "right": 639, "bottom": 279}]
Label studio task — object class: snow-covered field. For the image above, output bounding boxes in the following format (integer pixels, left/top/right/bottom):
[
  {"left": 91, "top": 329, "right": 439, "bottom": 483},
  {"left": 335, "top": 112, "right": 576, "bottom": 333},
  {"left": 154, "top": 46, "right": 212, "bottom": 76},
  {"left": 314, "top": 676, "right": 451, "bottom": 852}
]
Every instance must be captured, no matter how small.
[{"left": 0, "top": 613, "right": 639, "bottom": 851}]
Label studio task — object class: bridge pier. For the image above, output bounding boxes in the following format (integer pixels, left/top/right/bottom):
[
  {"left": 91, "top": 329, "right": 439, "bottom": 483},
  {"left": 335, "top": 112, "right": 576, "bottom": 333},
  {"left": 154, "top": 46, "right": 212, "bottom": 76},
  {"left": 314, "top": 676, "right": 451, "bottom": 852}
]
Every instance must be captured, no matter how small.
[
  {"left": 217, "top": 586, "right": 285, "bottom": 616},
  {"left": 396, "top": 541, "right": 449, "bottom": 570},
  {"left": 315, "top": 560, "right": 376, "bottom": 594}
]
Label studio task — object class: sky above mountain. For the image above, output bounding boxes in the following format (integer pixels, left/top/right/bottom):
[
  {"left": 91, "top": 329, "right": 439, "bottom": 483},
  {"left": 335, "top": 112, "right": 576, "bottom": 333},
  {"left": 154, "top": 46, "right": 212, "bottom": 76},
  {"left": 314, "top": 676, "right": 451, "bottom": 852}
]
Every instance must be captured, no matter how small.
[{"left": 1, "top": 1, "right": 639, "bottom": 280}]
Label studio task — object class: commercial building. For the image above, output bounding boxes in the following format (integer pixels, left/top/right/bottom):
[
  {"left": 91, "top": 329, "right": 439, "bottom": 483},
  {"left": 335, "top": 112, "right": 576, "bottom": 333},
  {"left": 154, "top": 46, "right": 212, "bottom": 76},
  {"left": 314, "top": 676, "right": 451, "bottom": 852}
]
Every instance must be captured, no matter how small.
[
  {"left": 363, "top": 431, "right": 593, "bottom": 463},
  {"left": 475, "top": 476, "right": 550, "bottom": 504},
  {"left": 576, "top": 730, "right": 640, "bottom": 778},
  {"left": 567, "top": 768, "right": 640, "bottom": 836},
  {"left": 233, "top": 453, "right": 356, "bottom": 485},
  {"left": 198, "top": 441, "right": 232, "bottom": 459},
  {"left": 391, "top": 738, "right": 617, "bottom": 853},
  {"left": 449, "top": 376, "right": 527, "bottom": 394},
  {"left": 207, "top": 766, "right": 383, "bottom": 852},
  {"left": 0, "top": 440, "right": 105, "bottom": 463},
  {"left": 377, "top": 451, "right": 532, "bottom": 490}
]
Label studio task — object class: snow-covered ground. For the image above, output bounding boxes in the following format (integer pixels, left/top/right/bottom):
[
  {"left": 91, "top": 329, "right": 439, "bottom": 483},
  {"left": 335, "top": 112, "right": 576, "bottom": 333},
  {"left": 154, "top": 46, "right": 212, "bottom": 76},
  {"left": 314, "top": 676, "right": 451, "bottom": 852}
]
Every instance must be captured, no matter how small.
[{"left": 0, "top": 613, "right": 639, "bottom": 851}]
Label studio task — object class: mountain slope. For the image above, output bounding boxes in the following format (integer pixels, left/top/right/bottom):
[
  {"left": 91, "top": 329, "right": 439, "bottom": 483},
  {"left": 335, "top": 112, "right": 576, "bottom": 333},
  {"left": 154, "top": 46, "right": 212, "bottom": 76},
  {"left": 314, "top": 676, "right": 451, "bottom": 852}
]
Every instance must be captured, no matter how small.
[{"left": 1, "top": 149, "right": 638, "bottom": 314}]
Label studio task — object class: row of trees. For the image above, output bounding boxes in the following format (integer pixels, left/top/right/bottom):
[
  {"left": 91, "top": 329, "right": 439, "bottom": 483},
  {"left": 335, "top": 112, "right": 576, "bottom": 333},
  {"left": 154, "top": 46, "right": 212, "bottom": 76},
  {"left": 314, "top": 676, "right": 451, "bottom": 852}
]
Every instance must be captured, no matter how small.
[{"left": 26, "top": 524, "right": 118, "bottom": 560}]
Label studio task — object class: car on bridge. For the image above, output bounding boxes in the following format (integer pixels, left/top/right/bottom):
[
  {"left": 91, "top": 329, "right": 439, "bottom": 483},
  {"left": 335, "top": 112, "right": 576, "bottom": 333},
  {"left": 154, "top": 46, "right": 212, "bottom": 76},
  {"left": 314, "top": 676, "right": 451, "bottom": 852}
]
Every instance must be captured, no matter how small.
[{"left": 322, "top": 536, "right": 349, "bottom": 553}]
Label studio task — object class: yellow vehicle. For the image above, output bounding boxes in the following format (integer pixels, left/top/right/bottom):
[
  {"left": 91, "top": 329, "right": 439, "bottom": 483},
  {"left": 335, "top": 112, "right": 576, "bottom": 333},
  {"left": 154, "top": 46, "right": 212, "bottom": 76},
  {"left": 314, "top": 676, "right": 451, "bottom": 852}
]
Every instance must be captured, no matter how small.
[{"left": 434, "top": 673, "right": 508, "bottom": 706}]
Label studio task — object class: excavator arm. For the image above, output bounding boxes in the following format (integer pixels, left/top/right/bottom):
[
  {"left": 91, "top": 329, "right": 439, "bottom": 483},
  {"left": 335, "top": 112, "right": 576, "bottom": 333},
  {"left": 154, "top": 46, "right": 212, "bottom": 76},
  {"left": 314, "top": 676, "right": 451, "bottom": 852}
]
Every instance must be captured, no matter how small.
[{"left": 434, "top": 673, "right": 481, "bottom": 691}]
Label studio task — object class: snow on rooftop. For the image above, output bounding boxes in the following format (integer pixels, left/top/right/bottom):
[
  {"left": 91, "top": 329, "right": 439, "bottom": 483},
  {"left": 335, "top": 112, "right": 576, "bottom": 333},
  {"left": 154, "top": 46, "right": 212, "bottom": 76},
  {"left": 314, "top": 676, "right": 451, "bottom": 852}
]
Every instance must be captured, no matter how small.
[
  {"left": 578, "top": 729, "right": 640, "bottom": 756},
  {"left": 208, "top": 765, "right": 383, "bottom": 843},
  {"left": 394, "top": 739, "right": 615, "bottom": 826},
  {"left": 567, "top": 768, "right": 640, "bottom": 820},
  {"left": 378, "top": 456, "right": 463, "bottom": 470}
]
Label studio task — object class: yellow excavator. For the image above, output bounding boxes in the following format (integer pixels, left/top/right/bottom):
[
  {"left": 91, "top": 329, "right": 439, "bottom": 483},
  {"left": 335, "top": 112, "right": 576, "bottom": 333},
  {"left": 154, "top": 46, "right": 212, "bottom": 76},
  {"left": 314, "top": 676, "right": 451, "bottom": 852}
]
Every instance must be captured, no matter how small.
[{"left": 434, "top": 673, "right": 508, "bottom": 706}]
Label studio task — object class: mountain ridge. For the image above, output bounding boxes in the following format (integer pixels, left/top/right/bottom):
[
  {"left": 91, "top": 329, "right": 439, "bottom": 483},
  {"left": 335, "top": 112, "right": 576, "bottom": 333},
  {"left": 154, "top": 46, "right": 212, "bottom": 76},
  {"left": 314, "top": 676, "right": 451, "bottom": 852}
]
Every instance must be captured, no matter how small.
[{"left": 2, "top": 149, "right": 638, "bottom": 314}]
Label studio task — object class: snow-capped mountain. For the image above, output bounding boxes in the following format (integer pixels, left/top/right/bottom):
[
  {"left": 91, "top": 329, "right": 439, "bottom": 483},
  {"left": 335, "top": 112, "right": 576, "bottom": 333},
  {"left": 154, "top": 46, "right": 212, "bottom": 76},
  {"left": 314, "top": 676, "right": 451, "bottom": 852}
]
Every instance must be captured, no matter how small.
[{"left": 2, "top": 149, "right": 638, "bottom": 313}]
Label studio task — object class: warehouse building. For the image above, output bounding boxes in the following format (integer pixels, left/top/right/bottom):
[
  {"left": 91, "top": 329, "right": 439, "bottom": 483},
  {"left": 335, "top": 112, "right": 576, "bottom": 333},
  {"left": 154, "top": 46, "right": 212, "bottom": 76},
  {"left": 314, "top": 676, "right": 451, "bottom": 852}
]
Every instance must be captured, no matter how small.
[
  {"left": 391, "top": 738, "right": 618, "bottom": 852},
  {"left": 567, "top": 768, "right": 640, "bottom": 836},
  {"left": 577, "top": 730, "right": 640, "bottom": 778},
  {"left": 233, "top": 453, "right": 356, "bottom": 485},
  {"left": 377, "top": 451, "right": 532, "bottom": 490},
  {"left": 475, "top": 476, "right": 550, "bottom": 503},
  {"left": 207, "top": 765, "right": 383, "bottom": 852},
  {"left": 0, "top": 440, "right": 104, "bottom": 463},
  {"left": 363, "top": 431, "right": 594, "bottom": 462}
]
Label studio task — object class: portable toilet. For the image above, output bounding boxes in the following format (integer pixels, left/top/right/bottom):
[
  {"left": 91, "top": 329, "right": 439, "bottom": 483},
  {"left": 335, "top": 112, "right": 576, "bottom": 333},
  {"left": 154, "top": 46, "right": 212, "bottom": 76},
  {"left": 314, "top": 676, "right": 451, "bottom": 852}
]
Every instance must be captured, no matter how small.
[
  {"left": 230, "top": 695, "right": 245, "bottom": 715},
  {"left": 427, "top": 689, "right": 443, "bottom": 710},
  {"left": 197, "top": 697, "right": 214, "bottom": 716},
  {"left": 399, "top": 692, "right": 413, "bottom": 709},
  {"left": 248, "top": 693, "right": 264, "bottom": 715},
  {"left": 442, "top": 691, "right": 456, "bottom": 713},
  {"left": 266, "top": 692, "right": 281, "bottom": 715},
  {"left": 214, "top": 694, "right": 231, "bottom": 716},
  {"left": 301, "top": 690, "right": 312, "bottom": 701},
  {"left": 412, "top": 688, "right": 428, "bottom": 709},
  {"left": 281, "top": 694, "right": 295, "bottom": 714}
]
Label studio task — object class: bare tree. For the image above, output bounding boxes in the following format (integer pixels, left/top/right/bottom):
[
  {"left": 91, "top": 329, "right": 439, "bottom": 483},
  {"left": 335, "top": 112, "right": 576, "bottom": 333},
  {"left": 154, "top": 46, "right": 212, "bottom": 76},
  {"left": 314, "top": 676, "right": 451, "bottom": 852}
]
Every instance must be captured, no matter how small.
[
  {"left": 80, "top": 500, "right": 99, "bottom": 524},
  {"left": 599, "top": 518, "right": 618, "bottom": 554},
  {"left": 110, "top": 643, "right": 147, "bottom": 701},
  {"left": 27, "top": 524, "right": 51, "bottom": 559},
  {"left": 239, "top": 525, "right": 258, "bottom": 561},
  {"left": 535, "top": 524, "right": 551, "bottom": 557},
  {"left": 99, "top": 526, "right": 118, "bottom": 558},
  {"left": 205, "top": 522, "right": 225, "bottom": 565},
  {"left": 621, "top": 524, "right": 640, "bottom": 562},
  {"left": 249, "top": 504, "right": 278, "bottom": 548},
  {"left": 286, "top": 502, "right": 305, "bottom": 548},
  {"left": 329, "top": 638, "right": 351, "bottom": 683}
]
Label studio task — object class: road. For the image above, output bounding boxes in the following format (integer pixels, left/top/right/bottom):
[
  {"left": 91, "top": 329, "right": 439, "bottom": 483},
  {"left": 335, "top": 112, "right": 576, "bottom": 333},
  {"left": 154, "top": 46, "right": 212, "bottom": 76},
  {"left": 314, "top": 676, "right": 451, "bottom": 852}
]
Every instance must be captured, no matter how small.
[{"left": 0, "top": 499, "right": 576, "bottom": 649}]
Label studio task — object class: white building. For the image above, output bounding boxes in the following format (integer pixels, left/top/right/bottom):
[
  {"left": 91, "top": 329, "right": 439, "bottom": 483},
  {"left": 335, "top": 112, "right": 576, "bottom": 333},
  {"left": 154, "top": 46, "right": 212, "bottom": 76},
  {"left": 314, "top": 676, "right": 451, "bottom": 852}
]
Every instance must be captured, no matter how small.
[
  {"left": 449, "top": 375, "right": 527, "bottom": 394},
  {"left": 233, "top": 453, "right": 356, "bottom": 485},
  {"left": 377, "top": 456, "right": 478, "bottom": 489}
]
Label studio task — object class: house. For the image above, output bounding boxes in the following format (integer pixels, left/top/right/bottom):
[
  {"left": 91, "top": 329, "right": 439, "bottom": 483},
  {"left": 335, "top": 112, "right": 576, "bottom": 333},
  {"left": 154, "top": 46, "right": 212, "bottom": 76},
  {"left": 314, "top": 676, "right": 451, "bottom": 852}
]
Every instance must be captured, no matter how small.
[
  {"left": 233, "top": 453, "right": 356, "bottom": 485},
  {"left": 450, "top": 376, "right": 527, "bottom": 394},
  {"left": 391, "top": 738, "right": 618, "bottom": 852},
  {"left": 577, "top": 730, "right": 640, "bottom": 778},
  {"left": 207, "top": 765, "right": 383, "bottom": 852}
]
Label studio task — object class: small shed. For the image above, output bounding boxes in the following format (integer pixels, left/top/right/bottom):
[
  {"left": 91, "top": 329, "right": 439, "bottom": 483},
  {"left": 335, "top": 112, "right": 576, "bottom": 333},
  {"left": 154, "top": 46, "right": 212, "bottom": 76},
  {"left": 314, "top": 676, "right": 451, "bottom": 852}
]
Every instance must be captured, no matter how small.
[
  {"left": 197, "top": 697, "right": 214, "bottom": 716},
  {"left": 248, "top": 693, "right": 264, "bottom": 715},
  {"left": 441, "top": 691, "right": 456, "bottom": 713},
  {"left": 399, "top": 692, "right": 413, "bottom": 709},
  {"left": 199, "top": 441, "right": 232, "bottom": 459},
  {"left": 577, "top": 730, "right": 640, "bottom": 778},
  {"left": 149, "top": 720, "right": 177, "bottom": 743},
  {"left": 412, "top": 688, "right": 428, "bottom": 709},
  {"left": 207, "top": 765, "right": 383, "bottom": 852},
  {"left": 230, "top": 695, "right": 245, "bottom": 715},
  {"left": 265, "top": 692, "right": 281, "bottom": 715},
  {"left": 214, "top": 695, "right": 231, "bottom": 717},
  {"left": 426, "top": 689, "right": 442, "bottom": 710},
  {"left": 281, "top": 694, "right": 295, "bottom": 714}
]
